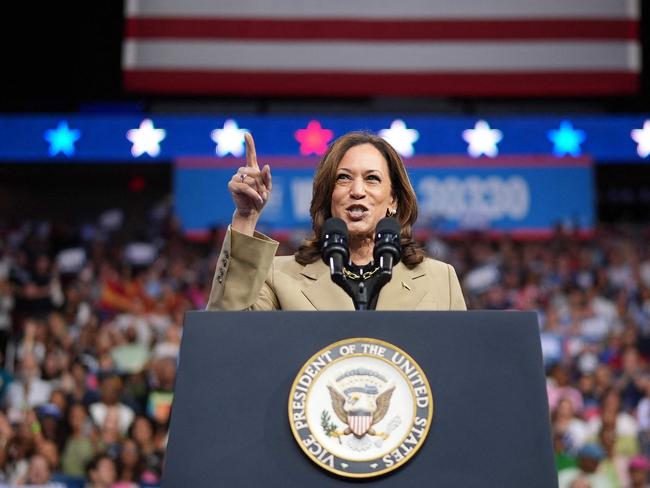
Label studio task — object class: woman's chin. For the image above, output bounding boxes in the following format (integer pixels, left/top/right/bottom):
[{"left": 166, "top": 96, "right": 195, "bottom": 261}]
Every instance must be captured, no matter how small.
[
  {"left": 346, "top": 223, "right": 374, "bottom": 239},
  {"left": 332, "top": 214, "right": 376, "bottom": 237}
]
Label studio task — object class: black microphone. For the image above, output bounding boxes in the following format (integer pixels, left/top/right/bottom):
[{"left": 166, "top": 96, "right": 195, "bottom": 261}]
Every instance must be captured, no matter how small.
[
  {"left": 321, "top": 217, "right": 349, "bottom": 278},
  {"left": 373, "top": 217, "right": 402, "bottom": 273}
]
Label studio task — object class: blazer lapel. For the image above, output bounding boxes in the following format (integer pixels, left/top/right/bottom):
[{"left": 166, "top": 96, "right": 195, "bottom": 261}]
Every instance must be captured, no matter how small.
[
  {"left": 376, "top": 263, "right": 429, "bottom": 310},
  {"left": 299, "top": 262, "right": 355, "bottom": 311}
]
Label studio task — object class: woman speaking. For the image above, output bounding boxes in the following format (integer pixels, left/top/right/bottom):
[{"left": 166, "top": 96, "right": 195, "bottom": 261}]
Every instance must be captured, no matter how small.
[{"left": 206, "top": 131, "right": 466, "bottom": 311}]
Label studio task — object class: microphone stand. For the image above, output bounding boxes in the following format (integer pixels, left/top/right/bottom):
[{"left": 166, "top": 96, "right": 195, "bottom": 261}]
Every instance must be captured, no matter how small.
[
  {"left": 328, "top": 256, "right": 372, "bottom": 311},
  {"left": 359, "top": 269, "right": 391, "bottom": 311},
  {"left": 355, "top": 281, "right": 369, "bottom": 310},
  {"left": 347, "top": 266, "right": 392, "bottom": 311},
  {"left": 328, "top": 256, "right": 360, "bottom": 308}
]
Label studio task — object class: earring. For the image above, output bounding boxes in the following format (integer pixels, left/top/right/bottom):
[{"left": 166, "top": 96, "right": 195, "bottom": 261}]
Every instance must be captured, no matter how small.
[{"left": 387, "top": 208, "right": 397, "bottom": 217}]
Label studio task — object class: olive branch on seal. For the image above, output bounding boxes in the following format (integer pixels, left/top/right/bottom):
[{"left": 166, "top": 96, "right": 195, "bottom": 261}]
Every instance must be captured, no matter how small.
[{"left": 321, "top": 410, "right": 339, "bottom": 440}]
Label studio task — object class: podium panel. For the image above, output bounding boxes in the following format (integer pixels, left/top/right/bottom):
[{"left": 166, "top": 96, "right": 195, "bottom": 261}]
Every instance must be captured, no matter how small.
[{"left": 163, "top": 311, "right": 556, "bottom": 487}]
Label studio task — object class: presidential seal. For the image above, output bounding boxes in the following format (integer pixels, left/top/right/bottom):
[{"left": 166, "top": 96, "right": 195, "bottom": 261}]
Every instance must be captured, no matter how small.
[{"left": 288, "top": 338, "right": 433, "bottom": 478}]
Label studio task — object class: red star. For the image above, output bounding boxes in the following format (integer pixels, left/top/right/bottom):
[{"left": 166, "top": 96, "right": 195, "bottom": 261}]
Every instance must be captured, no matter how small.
[{"left": 295, "top": 120, "right": 334, "bottom": 156}]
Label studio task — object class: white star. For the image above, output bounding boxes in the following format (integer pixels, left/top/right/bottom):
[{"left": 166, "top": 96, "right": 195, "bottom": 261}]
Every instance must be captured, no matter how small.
[
  {"left": 210, "top": 119, "right": 247, "bottom": 157},
  {"left": 631, "top": 120, "right": 650, "bottom": 158},
  {"left": 126, "top": 119, "right": 166, "bottom": 157},
  {"left": 379, "top": 119, "right": 419, "bottom": 157},
  {"left": 462, "top": 120, "right": 503, "bottom": 158}
]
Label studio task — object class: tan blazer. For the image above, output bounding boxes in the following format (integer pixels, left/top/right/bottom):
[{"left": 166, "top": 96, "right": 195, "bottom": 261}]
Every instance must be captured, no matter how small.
[{"left": 206, "top": 227, "right": 467, "bottom": 311}]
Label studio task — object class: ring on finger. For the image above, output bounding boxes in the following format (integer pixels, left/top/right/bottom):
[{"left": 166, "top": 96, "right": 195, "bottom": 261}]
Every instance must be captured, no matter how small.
[{"left": 239, "top": 173, "right": 246, "bottom": 182}]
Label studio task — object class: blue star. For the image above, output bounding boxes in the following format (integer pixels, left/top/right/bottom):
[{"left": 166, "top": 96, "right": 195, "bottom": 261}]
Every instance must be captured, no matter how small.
[
  {"left": 44, "top": 121, "right": 81, "bottom": 157},
  {"left": 547, "top": 121, "right": 586, "bottom": 157}
]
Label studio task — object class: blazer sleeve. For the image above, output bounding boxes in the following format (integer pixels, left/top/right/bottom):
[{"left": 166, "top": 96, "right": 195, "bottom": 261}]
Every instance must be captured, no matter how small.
[
  {"left": 447, "top": 264, "right": 467, "bottom": 311},
  {"left": 206, "top": 226, "right": 281, "bottom": 311}
]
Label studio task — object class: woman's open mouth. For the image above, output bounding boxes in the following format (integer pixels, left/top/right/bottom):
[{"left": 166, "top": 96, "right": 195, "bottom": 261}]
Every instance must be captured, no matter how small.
[{"left": 346, "top": 205, "right": 368, "bottom": 221}]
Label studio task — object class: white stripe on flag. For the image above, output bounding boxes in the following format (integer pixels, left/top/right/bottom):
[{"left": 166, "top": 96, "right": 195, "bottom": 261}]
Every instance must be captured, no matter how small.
[{"left": 123, "top": 40, "right": 640, "bottom": 73}]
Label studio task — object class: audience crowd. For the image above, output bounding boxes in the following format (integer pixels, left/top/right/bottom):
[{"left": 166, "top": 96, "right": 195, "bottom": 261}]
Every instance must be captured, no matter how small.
[{"left": 0, "top": 208, "right": 649, "bottom": 487}]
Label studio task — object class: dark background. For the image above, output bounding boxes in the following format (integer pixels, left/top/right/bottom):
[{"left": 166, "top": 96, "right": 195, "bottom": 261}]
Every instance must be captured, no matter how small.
[
  {"left": 5, "top": 1, "right": 650, "bottom": 114},
  {"left": 2, "top": 1, "right": 650, "bottom": 227}
]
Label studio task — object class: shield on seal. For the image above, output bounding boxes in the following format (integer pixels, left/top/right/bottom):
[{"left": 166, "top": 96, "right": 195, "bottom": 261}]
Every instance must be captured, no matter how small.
[{"left": 348, "top": 412, "right": 373, "bottom": 436}]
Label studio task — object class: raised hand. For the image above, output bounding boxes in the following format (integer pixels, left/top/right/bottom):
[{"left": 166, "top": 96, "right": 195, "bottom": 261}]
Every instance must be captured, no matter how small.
[{"left": 228, "top": 133, "right": 272, "bottom": 235}]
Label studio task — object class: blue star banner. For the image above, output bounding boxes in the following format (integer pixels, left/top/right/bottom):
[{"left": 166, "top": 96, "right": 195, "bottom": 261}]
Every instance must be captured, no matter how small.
[{"left": 1, "top": 114, "right": 650, "bottom": 162}]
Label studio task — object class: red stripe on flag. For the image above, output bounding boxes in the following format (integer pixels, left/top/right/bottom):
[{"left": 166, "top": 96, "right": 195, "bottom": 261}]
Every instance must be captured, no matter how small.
[
  {"left": 123, "top": 70, "right": 638, "bottom": 97},
  {"left": 124, "top": 17, "right": 638, "bottom": 41}
]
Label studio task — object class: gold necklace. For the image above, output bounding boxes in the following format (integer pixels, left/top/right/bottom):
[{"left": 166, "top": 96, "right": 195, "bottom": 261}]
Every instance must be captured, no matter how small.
[{"left": 343, "top": 266, "right": 381, "bottom": 281}]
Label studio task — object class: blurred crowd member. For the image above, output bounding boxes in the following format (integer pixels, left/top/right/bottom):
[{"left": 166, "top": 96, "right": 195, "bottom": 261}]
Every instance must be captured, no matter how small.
[
  {"left": 85, "top": 454, "right": 116, "bottom": 488},
  {"left": 615, "top": 346, "right": 647, "bottom": 411},
  {"left": 18, "top": 453, "right": 65, "bottom": 487},
  {"left": 60, "top": 403, "right": 97, "bottom": 479},
  {"left": 0, "top": 350, "right": 12, "bottom": 407},
  {"left": 5, "top": 353, "right": 51, "bottom": 423},
  {"left": 115, "top": 438, "right": 143, "bottom": 486},
  {"left": 11, "top": 251, "right": 63, "bottom": 332},
  {"left": 598, "top": 427, "right": 628, "bottom": 487},
  {"left": 89, "top": 375, "right": 134, "bottom": 438},
  {"left": 0, "top": 411, "right": 14, "bottom": 483},
  {"left": 558, "top": 443, "right": 613, "bottom": 488},
  {"left": 587, "top": 389, "right": 640, "bottom": 457},
  {"left": 128, "top": 416, "right": 163, "bottom": 484},
  {"left": 146, "top": 357, "right": 175, "bottom": 428},
  {"left": 0, "top": 266, "right": 13, "bottom": 356},
  {"left": 555, "top": 431, "right": 577, "bottom": 472},
  {"left": 636, "top": 382, "right": 650, "bottom": 456},
  {"left": 548, "top": 364, "right": 585, "bottom": 414},
  {"left": 552, "top": 397, "right": 589, "bottom": 454},
  {"left": 628, "top": 455, "right": 650, "bottom": 488}
]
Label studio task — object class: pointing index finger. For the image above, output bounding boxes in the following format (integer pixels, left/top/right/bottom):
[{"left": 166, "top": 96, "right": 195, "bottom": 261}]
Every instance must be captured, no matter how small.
[{"left": 245, "top": 132, "right": 259, "bottom": 169}]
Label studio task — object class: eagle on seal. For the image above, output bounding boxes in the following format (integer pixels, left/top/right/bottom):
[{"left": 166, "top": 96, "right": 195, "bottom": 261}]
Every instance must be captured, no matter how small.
[{"left": 327, "top": 368, "right": 395, "bottom": 438}]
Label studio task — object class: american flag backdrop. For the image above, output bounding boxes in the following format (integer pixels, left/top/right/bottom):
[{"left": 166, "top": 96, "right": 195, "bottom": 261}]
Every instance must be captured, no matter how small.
[{"left": 123, "top": 0, "right": 640, "bottom": 97}]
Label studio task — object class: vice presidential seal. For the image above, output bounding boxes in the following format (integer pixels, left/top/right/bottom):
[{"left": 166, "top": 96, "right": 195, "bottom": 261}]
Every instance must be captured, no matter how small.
[{"left": 288, "top": 338, "right": 433, "bottom": 478}]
